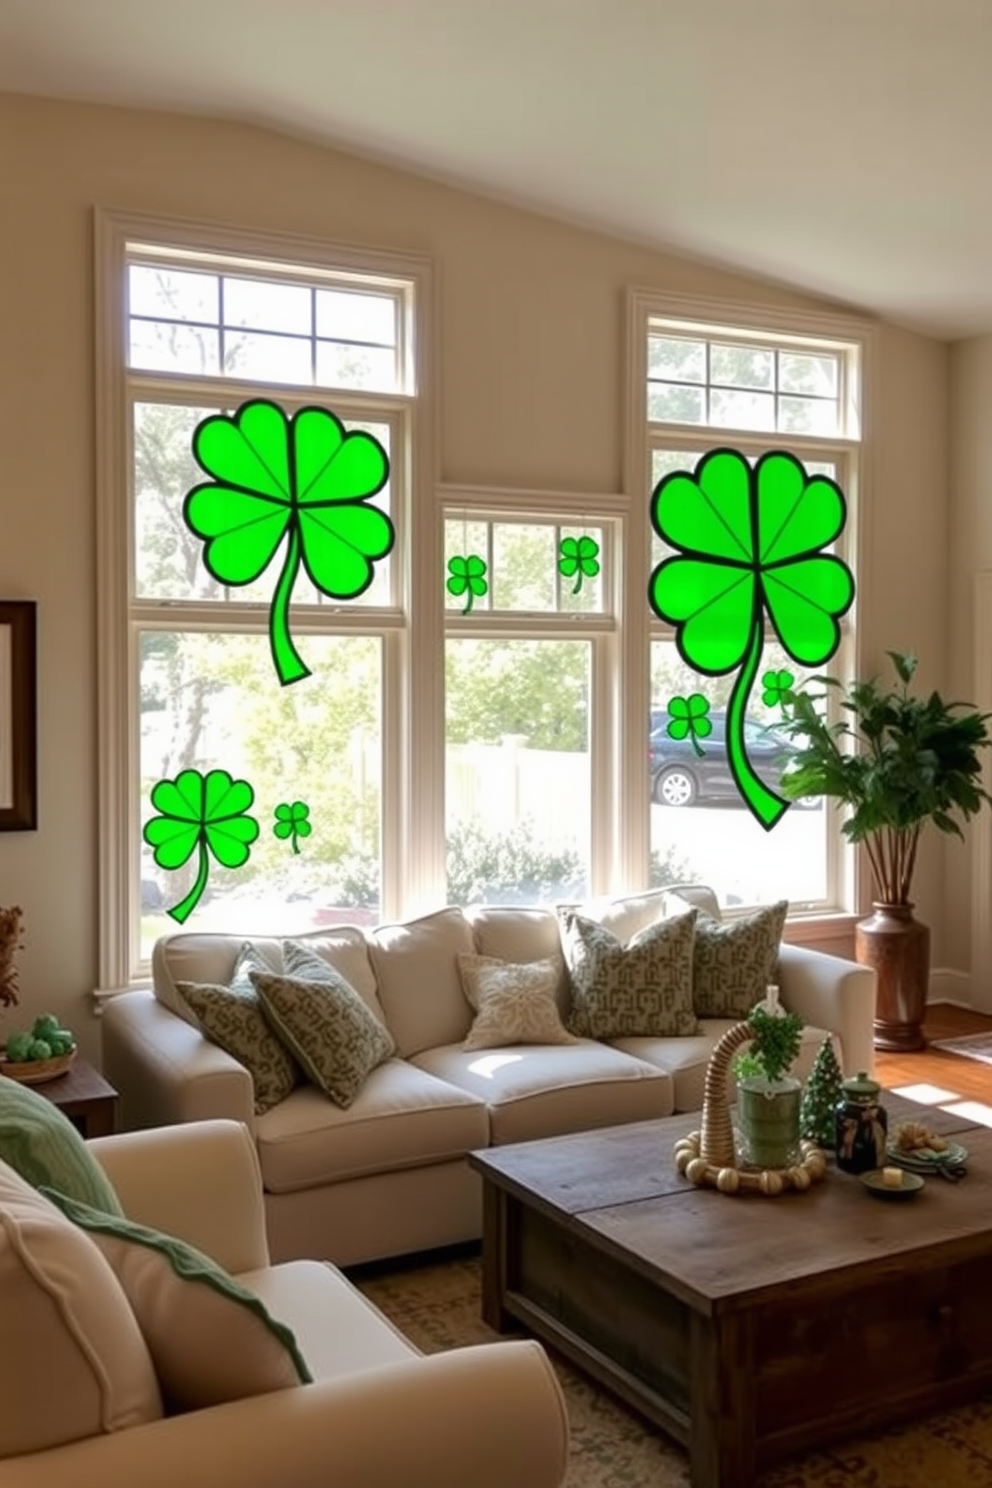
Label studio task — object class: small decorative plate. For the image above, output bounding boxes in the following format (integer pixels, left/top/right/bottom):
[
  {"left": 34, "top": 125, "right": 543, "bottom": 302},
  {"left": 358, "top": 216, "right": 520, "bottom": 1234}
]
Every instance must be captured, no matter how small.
[
  {"left": 860, "top": 1169, "right": 925, "bottom": 1200},
  {"left": 0, "top": 1048, "right": 77, "bottom": 1085},
  {"left": 887, "top": 1140, "right": 968, "bottom": 1173}
]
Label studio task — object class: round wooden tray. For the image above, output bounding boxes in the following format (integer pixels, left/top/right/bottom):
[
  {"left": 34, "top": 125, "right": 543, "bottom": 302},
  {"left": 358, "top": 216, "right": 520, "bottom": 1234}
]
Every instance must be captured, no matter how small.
[{"left": 0, "top": 1047, "right": 77, "bottom": 1084}]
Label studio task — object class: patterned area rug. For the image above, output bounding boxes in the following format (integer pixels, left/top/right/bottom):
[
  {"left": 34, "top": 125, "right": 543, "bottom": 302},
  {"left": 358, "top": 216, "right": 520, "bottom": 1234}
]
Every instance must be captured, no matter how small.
[
  {"left": 930, "top": 1033, "right": 992, "bottom": 1067},
  {"left": 355, "top": 1251, "right": 992, "bottom": 1488}
]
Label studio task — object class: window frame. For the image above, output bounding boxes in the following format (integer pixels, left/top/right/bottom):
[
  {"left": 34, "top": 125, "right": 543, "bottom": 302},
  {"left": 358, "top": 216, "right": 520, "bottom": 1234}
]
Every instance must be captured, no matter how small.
[
  {"left": 625, "top": 288, "right": 877, "bottom": 920},
  {"left": 95, "top": 209, "right": 438, "bottom": 989}
]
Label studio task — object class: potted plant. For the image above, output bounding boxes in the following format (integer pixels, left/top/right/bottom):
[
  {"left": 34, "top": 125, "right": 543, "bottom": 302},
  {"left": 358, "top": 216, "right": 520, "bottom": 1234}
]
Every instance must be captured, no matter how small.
[
  {"left": 733, "top": 1000, "right": 804, "bottom": 1170},
  {"left": 778, "top": 652, "right": 992, "bottom": 1051}
]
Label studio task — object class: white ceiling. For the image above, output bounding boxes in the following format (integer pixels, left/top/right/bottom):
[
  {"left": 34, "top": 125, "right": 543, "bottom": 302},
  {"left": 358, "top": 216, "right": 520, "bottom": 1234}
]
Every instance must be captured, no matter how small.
[{"left": 2, "top": 0, "right": 991, "bottom": 340}]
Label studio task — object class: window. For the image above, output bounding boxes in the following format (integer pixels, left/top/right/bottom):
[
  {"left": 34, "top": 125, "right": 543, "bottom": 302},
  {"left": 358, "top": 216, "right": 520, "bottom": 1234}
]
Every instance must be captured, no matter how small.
[
  {"left": 442, "top": 506, "right": 617, "bottom": 906},
  {"left": 630, "top": 293, "right": 872, "bottom": 916},
  {"left": 96, "top": 212, "right": 434, "bottom": 985}
]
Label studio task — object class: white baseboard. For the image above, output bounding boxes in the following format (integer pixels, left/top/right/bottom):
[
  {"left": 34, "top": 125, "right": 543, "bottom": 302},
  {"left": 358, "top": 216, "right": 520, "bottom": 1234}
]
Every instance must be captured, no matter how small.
[{"left": 928, "top": 968, "right": 972, "bottom": 1007}]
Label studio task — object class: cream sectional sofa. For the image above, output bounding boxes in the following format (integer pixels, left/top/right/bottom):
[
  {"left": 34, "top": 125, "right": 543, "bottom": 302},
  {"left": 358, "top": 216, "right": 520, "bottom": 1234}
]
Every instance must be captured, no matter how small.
[
  {"left": 1, "top": 1118, "right": 568, "bottom": 1488},
  {"left": 102, "top": 887, "right": 876, "bottom": 1266}
]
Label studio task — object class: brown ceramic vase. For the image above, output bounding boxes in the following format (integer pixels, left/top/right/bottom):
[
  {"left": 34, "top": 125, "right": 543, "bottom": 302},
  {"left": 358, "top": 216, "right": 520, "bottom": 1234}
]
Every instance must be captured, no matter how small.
[{"left": 855, "top": 902, "right": 930, "bottom": 1053}]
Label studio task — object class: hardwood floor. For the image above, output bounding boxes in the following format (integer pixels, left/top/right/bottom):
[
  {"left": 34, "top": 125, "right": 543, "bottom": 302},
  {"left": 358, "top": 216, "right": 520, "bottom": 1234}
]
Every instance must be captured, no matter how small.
[{"left": 875, "top": 1003, "right": 992, "bottom": 1111}]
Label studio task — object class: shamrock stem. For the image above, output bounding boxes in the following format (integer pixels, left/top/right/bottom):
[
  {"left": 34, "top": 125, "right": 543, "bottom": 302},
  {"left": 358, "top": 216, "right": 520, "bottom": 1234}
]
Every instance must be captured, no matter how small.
[
  {"left": 462, "top": 590, "right": 474, "bottom": 616},
  {"left": 727, "top": 625, "right": 789, "bottom": 832},
  {"left": 168, "top": 838, "right": 210, "bottom": 924},
  {"left": 291, "top": 830, "right": 300, "bottom": 856},
  {"left": 572, "top": 572, "right": 582, "bottom": 596},
  {"left": 270, "top": 524, "right": 311, "bottom": 686}
]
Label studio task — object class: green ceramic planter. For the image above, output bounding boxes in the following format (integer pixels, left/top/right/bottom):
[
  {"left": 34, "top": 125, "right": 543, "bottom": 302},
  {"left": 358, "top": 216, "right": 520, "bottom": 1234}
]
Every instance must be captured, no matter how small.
[{"left": 736, "top": 1076, "right": 802, "bottom": 1170}]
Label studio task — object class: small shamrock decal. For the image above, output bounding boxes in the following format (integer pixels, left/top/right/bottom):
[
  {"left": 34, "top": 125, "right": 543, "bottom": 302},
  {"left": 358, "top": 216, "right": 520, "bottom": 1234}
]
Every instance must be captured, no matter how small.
[
  {"left": 273, "top": 800, "right": 312, "bottom": 855},
  {"left": 143, "top": 768, "right": 259, "bottom": 924},
  {"left": 184, "top": 399, "right": 393, "bottom": 687},
  {"left": 649, "top": 448, "right": 854, "bottom": 830},
  {"left": 762, "top": 668, "right": 796, "bottom": 709},
  {"left": 558, "top": 535, "right": 601, "bottom": 594},
  {"left": 666, "top": 694, "right": 712, "bottom": 758},
  {"left": 447, "top": 554, "right": 488, "bottom": 614}
]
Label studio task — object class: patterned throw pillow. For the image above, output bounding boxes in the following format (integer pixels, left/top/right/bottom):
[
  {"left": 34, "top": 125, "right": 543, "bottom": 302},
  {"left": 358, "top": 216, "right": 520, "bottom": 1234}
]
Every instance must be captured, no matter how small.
[
  {"left": 457, "top": 954, "right": 579, "bottom": 1051},
  {"left": 176, "top": 942, "right": 300, "bottom": 1116},
  {"left": 559, "top": 907, "right": 699, "bottom": 1039},
  {"left": 42, "top": 1188, "right": 311, "bottom": 1413},
  {"left": 250, "top": 941, "right": 396, "bottom": 1109},
  {"left": 691, "top": 901, "right": 789, "bottom": 1019},
  {"left": 0, "top": 1076, "right": 124, "bottom": 1214}
]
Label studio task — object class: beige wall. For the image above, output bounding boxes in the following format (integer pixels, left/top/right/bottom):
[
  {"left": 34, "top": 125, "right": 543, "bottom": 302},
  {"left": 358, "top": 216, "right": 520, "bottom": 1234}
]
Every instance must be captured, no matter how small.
[
  {"left": 0, "top": 91, "right": 951, "bottom": 1062},
  {"left": 948, "top": 334, "right": 992, "bottom": 1003}
]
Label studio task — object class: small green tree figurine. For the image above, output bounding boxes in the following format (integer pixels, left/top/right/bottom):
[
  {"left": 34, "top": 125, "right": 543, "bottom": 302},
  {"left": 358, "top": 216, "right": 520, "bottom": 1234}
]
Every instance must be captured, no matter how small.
[{"left": 800, "top": 1037, "right": 844, "bottom": 1148}]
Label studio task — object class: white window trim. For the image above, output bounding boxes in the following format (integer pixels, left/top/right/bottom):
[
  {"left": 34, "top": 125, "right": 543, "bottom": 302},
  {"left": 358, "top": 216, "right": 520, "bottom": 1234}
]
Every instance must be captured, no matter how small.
[
  {"left": 625, "top": 287, "right": 879, "bottom": 918},
  {"left": 94, "top": 207, "right": 438, "bottom": 989}
]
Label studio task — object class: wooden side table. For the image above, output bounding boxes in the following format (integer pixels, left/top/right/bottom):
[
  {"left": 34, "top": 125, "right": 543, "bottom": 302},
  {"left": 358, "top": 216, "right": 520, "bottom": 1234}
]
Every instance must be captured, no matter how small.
[{"left": 26, "top": 1058, "right": 119, "bottom": 1139}]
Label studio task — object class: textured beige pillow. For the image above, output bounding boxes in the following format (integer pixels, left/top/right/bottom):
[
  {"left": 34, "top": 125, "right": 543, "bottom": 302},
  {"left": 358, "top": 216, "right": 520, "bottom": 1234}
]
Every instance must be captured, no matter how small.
[
  {"left": 0, "top": 1162, "right": 162, "bottom": 1457},
  {"left": 691, "top": 900, "right": 789, "bottom": 1018},
  {"left": 176, "top": 942, "right": 300, "bottom": 1115},
  {"left": 457, "top": 954, "right": 579, "bottom": 1051},
  {"left": 559, "top": 907, "right": 700, "bottom": 1039},
  {"left": 251, "top": 941, "right": 395, "bottom": 1108},
  {"left": 43, "top": 1190, "right": 311, "bottom": 1414}
]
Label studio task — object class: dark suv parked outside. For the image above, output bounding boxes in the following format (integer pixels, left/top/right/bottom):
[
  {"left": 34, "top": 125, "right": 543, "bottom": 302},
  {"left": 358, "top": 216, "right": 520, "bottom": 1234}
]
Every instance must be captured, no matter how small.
[{"left": 649, "top": 708, "right": 798, "bottom": 808}]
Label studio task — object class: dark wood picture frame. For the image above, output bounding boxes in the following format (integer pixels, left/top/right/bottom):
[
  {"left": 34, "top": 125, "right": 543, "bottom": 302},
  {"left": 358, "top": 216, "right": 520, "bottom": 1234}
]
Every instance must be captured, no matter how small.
[{"left": 0, "top": 601, "right": 37, "bottom": 831}]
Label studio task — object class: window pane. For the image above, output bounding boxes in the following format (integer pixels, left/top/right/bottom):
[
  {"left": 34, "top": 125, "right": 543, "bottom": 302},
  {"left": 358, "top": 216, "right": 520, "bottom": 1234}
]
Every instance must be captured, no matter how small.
[
  {"left": 492, "top": 524, "right": 556, "bottom": 610},
  {"left": 315, "top": 341, "right": 398, "bottom": 393},
  {"left": 779, "top": 352, "right": 838, "bottom": 397},
  {"left": 130, "top": 320, "right": 220, "bottom": 376},
  {"left": 223, "top": 276, "right": 312, "bottom": 335},
  {"left": 129, "top": 265, "right": 218, "bottom": 324},
  {"left": 445, "top": 639, "right": 590, "bottom": 904},
  {"left": 223, "top": 329, "right": 313, "bottom": 384},
  {"left": 648, "top": 384, "right": 705, "bottom": 424},
  {"left": 134, "top": 402, "right": 225, "bottom": 601},
  {"left": 648, "top": 335, "right": 705, "bottom": 383},
  {"left": 139, "top": 631, "right": 382, "bottom": 957},
  {"left": 710, "top": 343, "right": 773, "bottom": 390},
  {"left": 316, "top": 290, "right": 396, "bottom": 346},
  {"left": 778, "top": 395, "right": 839, "bottom": 436},
  {"left": 710, "top": 387, "right": 775, "bottom": 431},
  {"left": 649, "top": 639, "right": 827, "bottom": 908}
]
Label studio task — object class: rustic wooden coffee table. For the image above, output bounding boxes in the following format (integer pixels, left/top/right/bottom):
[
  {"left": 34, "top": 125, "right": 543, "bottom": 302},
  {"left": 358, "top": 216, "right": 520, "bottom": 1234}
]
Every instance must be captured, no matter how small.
[{"left": 469, "top": 1097, "right": 992, "bottom": 1488}]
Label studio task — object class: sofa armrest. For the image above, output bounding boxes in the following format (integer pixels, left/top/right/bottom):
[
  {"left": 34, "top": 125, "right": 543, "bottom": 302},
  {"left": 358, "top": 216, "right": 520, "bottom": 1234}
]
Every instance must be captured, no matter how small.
[
  {"left": 2, "top": 1341, "right": 569, "bottom": 1488},
  {"left": 102, "top": 989, "right": 256, "bottom": 1132},
  {"left": 88, "top": 1119, "right": 270, "bottom": 1273},
  {"left": 777, "top": 942, "right": 876, "bottom": 1077}
]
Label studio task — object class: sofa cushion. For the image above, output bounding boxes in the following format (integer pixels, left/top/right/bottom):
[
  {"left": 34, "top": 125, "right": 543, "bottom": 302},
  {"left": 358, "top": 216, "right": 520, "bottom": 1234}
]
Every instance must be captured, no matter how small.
[
  {"left": 564, "top": 886, "right": 671, "bottom": 944},
  {"left": 0, "top": 1160, "right": 162, "bottom": 1456},
  {"left": 465, "top": 905, "right": 570, "bottom": 1009},
  {"left": 413, "top": 1041, "right": 673, "bottom": 1144},
  {"left": 559, "top": 907, "right": 700, "bottom": 1038},
  {"left": 457, "top": 954, "right": 578, "bottom": 1051},
  {"left": 687, "top": 901, "right": 789, "bottom": 1018},
  {"left": 154, "top": 926, "right": 384, "bottom": 1025},
  {"left": 176, "top": 942, "right": 300, "bottom": 1115},
  {"left": 42, "top": 1189, "right": 311, "bottom": 1412},
  {"left": 254, "top": 1060, "right": 490, "bottom": 1194},
  {"left": 252, "top": 942, "right": 395, "bottom": 1108},
  {"left": 614, "top": 1020, "right": 841, "bottom": 1112},
  {"left": 368, "top": 908, "right": 476, "bottom": 1057},
  {"left": 0, "top": 1076, "right": 124, "bottom": 1214}
]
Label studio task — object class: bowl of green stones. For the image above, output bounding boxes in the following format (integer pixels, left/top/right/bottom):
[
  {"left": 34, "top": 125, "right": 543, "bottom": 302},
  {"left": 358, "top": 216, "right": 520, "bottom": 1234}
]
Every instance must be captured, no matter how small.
[{"left": 1, "top": 1014, "right": 76, "bottom": 1083}]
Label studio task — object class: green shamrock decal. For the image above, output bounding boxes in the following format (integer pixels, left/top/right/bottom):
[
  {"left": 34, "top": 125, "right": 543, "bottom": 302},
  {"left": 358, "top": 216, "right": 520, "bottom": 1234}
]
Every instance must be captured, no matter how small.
[
  {"left": 558, "top": 535, "right": 601, "bottom": 594},
  {"left": 143, "top": 768, "right": 259, "bottom": 924},
  {"left": 649, "top": 448, "right": 854, "bottom": 829},
  {"left": 762, "top": 668, "right": 796, "bottom": 709},
  {"left": 666, "top": 693, "right": 712, "bottom": 758},
  {"left": 184, "top": 400, "right": 393, "bottom": 687},
  {"left": 273, "top": 800, "right": 311, "bottom": 855},
  {"left": 447, "top": 554, "right": 488, "bottom": 614}
]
